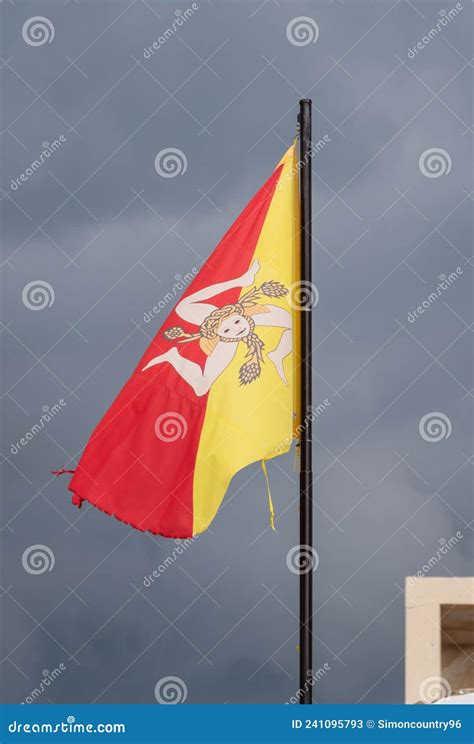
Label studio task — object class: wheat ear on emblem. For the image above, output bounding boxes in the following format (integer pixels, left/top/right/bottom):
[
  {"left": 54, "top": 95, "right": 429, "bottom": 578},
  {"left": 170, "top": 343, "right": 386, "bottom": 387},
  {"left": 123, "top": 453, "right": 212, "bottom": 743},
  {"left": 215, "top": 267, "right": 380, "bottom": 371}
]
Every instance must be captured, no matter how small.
[{"left": 238, "top": 281, "right": 289, "bottom": 386}]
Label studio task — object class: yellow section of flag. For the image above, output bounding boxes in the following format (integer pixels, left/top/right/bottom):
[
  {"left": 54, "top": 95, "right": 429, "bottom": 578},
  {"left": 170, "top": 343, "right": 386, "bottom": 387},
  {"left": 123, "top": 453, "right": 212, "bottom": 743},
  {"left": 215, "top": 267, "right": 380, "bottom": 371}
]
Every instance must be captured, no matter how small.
[{"left": 192, "top": 145, "right": 300, "bottom": 535}]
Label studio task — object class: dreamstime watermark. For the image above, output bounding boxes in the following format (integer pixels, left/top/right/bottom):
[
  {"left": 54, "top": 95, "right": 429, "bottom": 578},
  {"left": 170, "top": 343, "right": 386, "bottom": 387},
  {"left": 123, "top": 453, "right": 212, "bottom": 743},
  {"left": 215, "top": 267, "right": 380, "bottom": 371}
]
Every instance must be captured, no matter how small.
[
  {"left": 154, "top": 148, "right": 187, "bottom": 178},
  {"left": 407, "top": 267, "right": 463, "bottom": 323},
  {"left": 22, "top": 545, "right": 55, "bottom": 575},
  {"left": 407, "top": 532, "right": 464, "bottom": 589},
  {"left": 277, "top": 136, "right": 330, "bottom": 191},
  {"left": 286, "top": 545, "right": 319, "bottom": 575},
  {"left": 21, "top": 664, "right": 67, "bottom": 704},
  {"left": 154, "top": 412, "right": 188, "bottom": 442},
  {"left": 143, "top": 5, "right": 199, "bottom": 59},
  {"left": 8, "top": 718, "right": 126, "bottom": 735},
  {"left": 275, "top": 400, "right": 330, "bottom": 456},
  {"left": 286, "top": 17, "right": 319, "bottom": 46},
  {"left": 287, "top": 281, "right": 320, "bottom": 311},
  {"left": 154, "top": 676, "right": 188, "bottom": 703},
  {"left": 419, "top": 148, "right": 452, "bottom": 178},
  {"left": 419, "top": 676, "right": 452, "bottom": 704},
  {"left": 419, "top": 412, "right": 452, "bottom": 442},
  {"left": 10, "top": 400, "right": 67, "bottom": 455},
  {"left": 22, "top": 16, "right": 55, "bottom": 46},
  {"left": 407, "top": 5, "right": 464, "bottom": 59},
  {"left": 143, "top": 536, "right": 198, "bottom": 587},
  {"left": 285, "top": 663, "right": 331, "bottom": 704},
  {"left": 143, "top": 270, "right": 198, "bottom": 323},
  {"left": 11, "top": 137, "right": 66, "bottom": 190},
  {"left": 22, "top": 280, "right": 55, "bottom": 310}
]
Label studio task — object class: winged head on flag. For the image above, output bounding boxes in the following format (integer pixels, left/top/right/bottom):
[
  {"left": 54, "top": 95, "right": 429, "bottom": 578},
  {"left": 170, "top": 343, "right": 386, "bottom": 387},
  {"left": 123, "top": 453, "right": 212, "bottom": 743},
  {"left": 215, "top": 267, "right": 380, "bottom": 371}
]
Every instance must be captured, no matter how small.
[
  {"left": 64, "top": 144, "right": 300, "bottom": 538},
  {"left": 142, "top": 259, "right": 292, "bottom": 392}
]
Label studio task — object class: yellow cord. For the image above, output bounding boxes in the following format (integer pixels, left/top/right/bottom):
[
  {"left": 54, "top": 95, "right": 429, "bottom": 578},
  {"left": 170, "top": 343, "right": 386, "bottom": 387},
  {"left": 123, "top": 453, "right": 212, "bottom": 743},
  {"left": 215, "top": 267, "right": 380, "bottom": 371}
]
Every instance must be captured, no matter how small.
[
  {"left": 293, "top": 441, "right": 301, "bottom": 472},
  {"left": 261, "top": 460, "right": 276, "bottom": 532}
]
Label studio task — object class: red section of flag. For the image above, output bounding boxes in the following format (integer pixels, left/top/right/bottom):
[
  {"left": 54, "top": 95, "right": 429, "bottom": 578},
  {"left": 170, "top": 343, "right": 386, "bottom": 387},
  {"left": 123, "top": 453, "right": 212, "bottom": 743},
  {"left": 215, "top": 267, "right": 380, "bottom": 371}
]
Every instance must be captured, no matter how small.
[{"left": 68, "top": 164, "right": 283, "bottom": 537}]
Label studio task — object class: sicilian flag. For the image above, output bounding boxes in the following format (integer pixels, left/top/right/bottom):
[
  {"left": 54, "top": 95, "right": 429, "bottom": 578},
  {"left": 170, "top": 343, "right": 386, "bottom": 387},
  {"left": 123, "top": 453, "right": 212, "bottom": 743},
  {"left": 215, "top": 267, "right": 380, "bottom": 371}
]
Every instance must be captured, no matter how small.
[{"left": 67, "top": 145, "right": 300, "bottom": 538}]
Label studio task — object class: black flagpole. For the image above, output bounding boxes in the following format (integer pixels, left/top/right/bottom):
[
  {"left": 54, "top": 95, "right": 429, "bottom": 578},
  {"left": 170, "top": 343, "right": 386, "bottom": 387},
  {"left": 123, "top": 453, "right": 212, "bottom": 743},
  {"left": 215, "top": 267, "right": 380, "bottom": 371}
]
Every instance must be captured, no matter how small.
[{"left": 298, "top": 98, "right": 313, "bottom": 704}]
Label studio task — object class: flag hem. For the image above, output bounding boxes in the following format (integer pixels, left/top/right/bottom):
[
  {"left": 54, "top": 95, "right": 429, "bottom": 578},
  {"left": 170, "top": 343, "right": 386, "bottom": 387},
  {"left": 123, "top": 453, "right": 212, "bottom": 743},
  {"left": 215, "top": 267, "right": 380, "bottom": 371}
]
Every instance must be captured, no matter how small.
[{"left": 68, "top": 487, "right": 196, "bottom": 539}]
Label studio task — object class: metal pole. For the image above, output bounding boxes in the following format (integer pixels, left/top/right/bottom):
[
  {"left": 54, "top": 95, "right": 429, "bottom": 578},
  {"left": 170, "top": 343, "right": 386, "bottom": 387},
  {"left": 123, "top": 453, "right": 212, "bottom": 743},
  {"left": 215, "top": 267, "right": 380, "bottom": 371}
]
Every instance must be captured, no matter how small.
[{"left": 298, "top": 98, "right": 313, "bottom": 704}]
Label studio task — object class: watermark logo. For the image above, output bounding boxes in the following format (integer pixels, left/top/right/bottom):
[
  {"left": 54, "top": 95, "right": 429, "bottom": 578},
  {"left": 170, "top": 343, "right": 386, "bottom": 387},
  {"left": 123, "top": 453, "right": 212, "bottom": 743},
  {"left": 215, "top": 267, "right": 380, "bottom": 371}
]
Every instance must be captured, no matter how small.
[
  {"left": 408, "top": 268, "right": 463, "bottom": 323},
  {"left": 143, "top": 4, "right": 199, "bottom": 59},
  {"left": 286, "top": 663, "right": 331, "bottom": 704},
  {"left": 286, "top": 545, "right": 319, "bottom": 575},
  {"left": 419, "top": 676, "right": 452, "bottom": 703},
  {"left": 154, "top": 148, "right": 188, "bottom": 178},
  {"left": 286, "top": 17, "right": 319, "bottom": 46},
  {"left": 276, "top": 135, "right": 330, "bottom": 191},
  {"left": 10, "top": 399, "right": 67, "bottom": 456},
  {"left": 419, "top": 412, "right": 452, "bottom": 443},
  {"left": 154, "top": 412, "right": 187, "bottom": 442},
  {"left": 22, "top": 16, "right": 55, "bottom": 46},
  {"left": 154, "top": 676, "right": 188, "bottom": 704},
  {"left": 419, "top": 148, "right": 452, "bottom": 178},
  {"left": 22, "top": 545, "right": 55, "bottom": 575},
  {"left": 21, "top": 663, "right": 67, "bottom": 704},
  {"left": 143, "top": 536, "right": 198, "bottom": 587},
  {"left": 288, "top": 281, "right": 319, "bottom": 311},
  {"left": 22, "top": 280, "right": 55, "bottom": 311},
  {"left": 11, "top": 137, "right": 67, "bottom": 191},
  {"left": 275, "top": 400, "right": 331, "bottom": 456},
  {"left": 407, "top": 4, "right": 464, "bottom": 59},
  {"left": 8, "top": 717, "right": 125, "bottom": 734},
  {"left": 143, "top": 270, "right": 198, "bottom": 324},
  {"left": 407, "top": 532, "right": 463, "bottom": 588}
]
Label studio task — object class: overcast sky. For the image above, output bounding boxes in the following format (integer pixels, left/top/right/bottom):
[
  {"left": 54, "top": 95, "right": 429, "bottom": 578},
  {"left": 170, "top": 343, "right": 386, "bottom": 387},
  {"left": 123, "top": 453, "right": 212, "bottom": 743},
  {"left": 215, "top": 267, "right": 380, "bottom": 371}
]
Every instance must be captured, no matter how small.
[{"left": 1, "top": 0, "right": 472, "bottom": 705}]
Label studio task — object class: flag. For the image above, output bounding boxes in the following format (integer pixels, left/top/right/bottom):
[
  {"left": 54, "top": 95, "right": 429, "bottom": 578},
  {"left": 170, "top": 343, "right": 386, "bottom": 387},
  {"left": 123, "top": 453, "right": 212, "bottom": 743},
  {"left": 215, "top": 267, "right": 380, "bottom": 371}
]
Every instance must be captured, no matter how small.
[{"left": 67, "top": 144, "right": 300, "bottom": 538}]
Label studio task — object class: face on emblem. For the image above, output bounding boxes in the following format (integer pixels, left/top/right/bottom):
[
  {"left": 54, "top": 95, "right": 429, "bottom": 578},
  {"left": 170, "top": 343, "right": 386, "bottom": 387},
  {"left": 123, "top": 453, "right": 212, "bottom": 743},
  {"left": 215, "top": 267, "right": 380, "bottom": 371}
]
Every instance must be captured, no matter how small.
[{"left": 217, "top": 314, "right": 251, "bottom": 341}]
